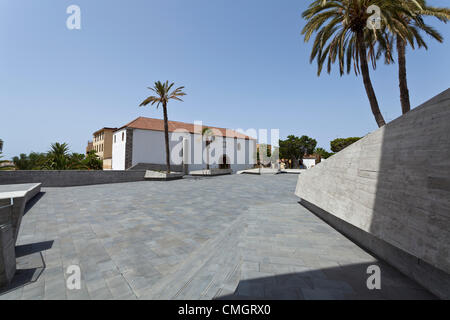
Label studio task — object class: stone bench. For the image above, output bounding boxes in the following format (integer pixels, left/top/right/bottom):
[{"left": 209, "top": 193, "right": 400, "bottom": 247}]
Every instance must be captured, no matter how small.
[
  {"left": 0, "top": 183, "right": 42, "bottom": 242},
  {"left": 0, "top": 183, "right": 41, "bottom": 288},
  {"left": 0, "top": 201, "right": 15, "bottom": 287}
]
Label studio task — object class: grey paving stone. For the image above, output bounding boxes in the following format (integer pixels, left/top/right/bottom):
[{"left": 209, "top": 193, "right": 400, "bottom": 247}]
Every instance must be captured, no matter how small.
[{"left": 1, "top": 175, "right": 437, "bottom": 300}]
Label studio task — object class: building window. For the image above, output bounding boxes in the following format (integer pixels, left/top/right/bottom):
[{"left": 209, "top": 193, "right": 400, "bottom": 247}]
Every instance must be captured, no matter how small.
[
  {"left": 114, "top": 135, "right": 116, "bottom": 143},
  {"left": 122, "top": 132, "right": 124, "bottom": 141},
  {"left": 237, "top": 143, "right": 241, "bottom": 151}
]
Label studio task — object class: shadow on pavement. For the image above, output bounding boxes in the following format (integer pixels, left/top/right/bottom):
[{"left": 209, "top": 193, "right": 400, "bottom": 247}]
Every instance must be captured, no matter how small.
[
  {"left": 215, "top": 262, "right": 437, "bottom": 300},
  {"left": 0, "top": 240, "right": 53, "bottom": 295}
]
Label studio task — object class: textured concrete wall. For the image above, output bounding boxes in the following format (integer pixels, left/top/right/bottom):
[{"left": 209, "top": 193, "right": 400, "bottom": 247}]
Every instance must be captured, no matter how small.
[
  {"left": 295, "top": 89, "right": 450, "bottom": 299},
  {"left": 0, "top": 170, "right": 146, "bottom": 187},
  {"left": 0, "top": 202, "right": 16, "bottom": 287},
  {"left": 0, "top": 223, "right": 16, "bottom": 288},
  {"left": 125, "top": 128, "right": 134, "bottom": 170}
]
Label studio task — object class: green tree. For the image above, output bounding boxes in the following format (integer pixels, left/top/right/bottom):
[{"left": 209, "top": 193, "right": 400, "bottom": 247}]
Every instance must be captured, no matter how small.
[
  {"left": 279, "top": 135, "right": 317, "bottom": 168},
  {"left": 330, "top": 137, "right": 361, "bottom": 153},
  {"left": 257, "top": 144, "right": 272, "bottom": 166},
  {"left": 377, "top": 1, "right": 450, "bottom": 114},
  {"left": 11, "top": 143, "right": 102, "bottom": 170},
  {"left": 12, "top": 152, "right": 46, "bottom": 170},
  {"left": 301, "top": 0, "right": 413, "bottom": 127},
  {"left": 140, "top": 81, "right": 187, "bottom": 173},
  {"left": 83, "top": 150, "right": 103, "bottom": 170},
  {"left": 315, "top": 147, "right": 334, "bottom": 159},
  {"left": 45, "top": 142, "right": 72, "bottom": 170}
]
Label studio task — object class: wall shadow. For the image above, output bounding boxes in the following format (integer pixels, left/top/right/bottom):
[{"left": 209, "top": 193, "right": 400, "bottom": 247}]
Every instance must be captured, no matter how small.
[
  {"left": 294, "top": 89, "right": 450, "bottom": 299},
  {"left": 0, "top": 240, "right": 53, "bottom": 295},
  {"left": 23, "top": 192, "right": 46, "bottom": 216},
  {"left": 214, "top": 263, "right": 436, "bottom": 300},
  {"left": 15, "top": 240, "right": 53, "bottom": 258}
]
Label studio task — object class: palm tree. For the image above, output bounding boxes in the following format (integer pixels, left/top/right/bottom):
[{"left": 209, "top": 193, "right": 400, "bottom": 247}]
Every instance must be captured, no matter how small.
[
  {"left": 0, "top": 139, "right": 3, "bottom": 152},
  {"left": 302, "top": 0, "right": 412, "bottom": 127},
  {"left": 377, "top": 1, "right": 450, "bottom": 114},
  {"left": 46, "top": 142, "right": 71, "bottom": 170},
  {"left": 139, "top": 81, "right": 186, "bottom": 173},
  {"left": 84, "top": 150, "right": 103, "bottom": 170}
]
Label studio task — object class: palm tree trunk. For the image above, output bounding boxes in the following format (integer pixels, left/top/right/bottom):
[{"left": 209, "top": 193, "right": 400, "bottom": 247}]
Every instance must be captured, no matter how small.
[
  {"left": 162, "top": 102, "right": 171, "bottom": 173},
  {"left": 397, "top": 36, "right": 411, "bottom": 114},
  {"left": 357, "top": 32, "right": 386, "bottom": 128}
]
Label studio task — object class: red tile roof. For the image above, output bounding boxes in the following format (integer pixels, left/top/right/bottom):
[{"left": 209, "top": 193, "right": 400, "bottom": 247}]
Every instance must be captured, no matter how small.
[{"left": 117, "top": 117, "right": 255, "bottom": 140}]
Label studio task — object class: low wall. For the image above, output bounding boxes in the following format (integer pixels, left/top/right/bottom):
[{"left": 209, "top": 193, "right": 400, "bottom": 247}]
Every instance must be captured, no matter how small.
[
  {"left": 295, "top": 89, "right": 450, "bottom": 299},
  {"left": 129, "top": 163, "right": 184, "bottom": 172},
  {"left": 0, "top": 170, "right": 147, "bottom": 187}
]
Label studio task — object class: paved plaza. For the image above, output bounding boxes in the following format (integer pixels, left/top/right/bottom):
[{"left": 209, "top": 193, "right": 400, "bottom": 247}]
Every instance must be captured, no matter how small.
[{"left": 0, "top": 175, "right": 435, "bottom": 300}]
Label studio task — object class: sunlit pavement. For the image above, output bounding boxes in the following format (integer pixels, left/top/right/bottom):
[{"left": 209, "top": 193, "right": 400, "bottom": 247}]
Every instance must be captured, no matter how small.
[{"left": 0, "top": 175, "right": 435, "bottom": 300}]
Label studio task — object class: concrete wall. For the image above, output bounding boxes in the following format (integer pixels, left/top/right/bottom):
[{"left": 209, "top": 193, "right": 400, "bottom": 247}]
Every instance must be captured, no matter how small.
[
  {"left": 103, "top": 158, "right": 112, "bottom": 170},
  {"left": 129, "top": 163, "right": 184, "bottom": 172},
  {"left": 295, "top": 88, "right": 450, "bottom": 299},
  {"left": 0, "top": 170, "right": 147, "bottom": 187}
]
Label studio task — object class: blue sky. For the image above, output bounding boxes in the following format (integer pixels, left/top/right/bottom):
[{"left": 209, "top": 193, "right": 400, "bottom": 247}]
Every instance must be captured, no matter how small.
[{"left": 1, "top": 0, "right": 449, "bottom": 159}]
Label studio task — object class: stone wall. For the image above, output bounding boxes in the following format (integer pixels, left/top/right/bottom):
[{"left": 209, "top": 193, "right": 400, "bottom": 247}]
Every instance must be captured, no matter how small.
[
  {"left": 125, "top": 128, "right": 134, "bottom": 170},
  {"left": 295, "top": 89, "right": 450, "bottom": 299},
  {"left": 128, "top": 163, "right": 184, "bottom": 172},
  {"left": 0, "top": 170, "right": 147, "bottom": 187},
  {"left": 0, "top": 203, "right": 15, "bottom": 287}
]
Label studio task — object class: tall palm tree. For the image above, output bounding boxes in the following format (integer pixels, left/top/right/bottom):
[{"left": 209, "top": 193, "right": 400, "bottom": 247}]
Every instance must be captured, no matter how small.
[
  {"left": 302, "top": 0, "right": 411, "bottom": 127},
  {"left": 139, "top": 81, "right": 186, "bottom": 173},
  {"left": 377, "top": 1, "right": 450, "bottom": 114}
]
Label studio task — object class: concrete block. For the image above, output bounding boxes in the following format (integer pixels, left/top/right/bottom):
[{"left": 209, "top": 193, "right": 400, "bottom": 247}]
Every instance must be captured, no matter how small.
[
  {"left": 295, "top": 88, "right": 450, "bottom": 299},
  {"left": 144, "top": 170, "right": 184, "bottom": 181},
  {"left": 0, "top": 224, "right": 16, "bottom": 288}
]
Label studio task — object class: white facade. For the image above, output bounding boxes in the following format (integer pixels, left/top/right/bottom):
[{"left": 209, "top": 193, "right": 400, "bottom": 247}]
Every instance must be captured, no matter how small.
[
  {"left": 112, "top": 128, "right": 256, "bottom": 173},
  {"left": 112, "top": 129, "right": 127, "bottom": 170},
  {"left": 302, "top": 158, "right": 317, "bottom": 169}
]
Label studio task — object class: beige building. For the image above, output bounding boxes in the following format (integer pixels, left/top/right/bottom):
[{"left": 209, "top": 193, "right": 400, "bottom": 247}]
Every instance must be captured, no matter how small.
[{"left": 90, "top": 127, "right": 116, "bottom": 170}]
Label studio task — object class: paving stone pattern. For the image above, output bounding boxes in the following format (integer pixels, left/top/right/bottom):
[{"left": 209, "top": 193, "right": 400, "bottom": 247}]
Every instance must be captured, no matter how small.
[{"left": 0, "top": 175, "right": 435, "bottom": 299}]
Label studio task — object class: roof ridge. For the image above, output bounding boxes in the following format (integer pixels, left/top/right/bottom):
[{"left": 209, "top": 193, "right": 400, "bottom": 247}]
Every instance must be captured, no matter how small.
[{"left": 116, "top": 116, "right": 256, "bottom": 140}]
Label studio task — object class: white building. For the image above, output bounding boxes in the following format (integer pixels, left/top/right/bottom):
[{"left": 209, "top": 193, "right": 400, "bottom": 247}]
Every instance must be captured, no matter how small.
[
  {"left": 302, "top": 155, "right": 319, "bottom": 169},
  {"left": 112, "top": 117, "right": 256, "bottom": 173}
]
